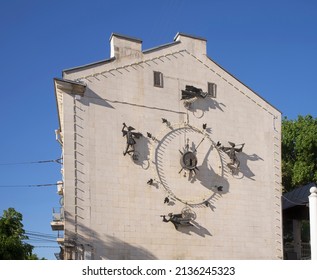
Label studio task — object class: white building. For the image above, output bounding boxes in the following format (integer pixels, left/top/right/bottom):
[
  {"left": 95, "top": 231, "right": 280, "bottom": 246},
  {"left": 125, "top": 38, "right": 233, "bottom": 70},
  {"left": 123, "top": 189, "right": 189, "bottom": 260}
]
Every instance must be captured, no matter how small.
[{"left": 53, "top": 33, "right": 282, "bottom": 259}]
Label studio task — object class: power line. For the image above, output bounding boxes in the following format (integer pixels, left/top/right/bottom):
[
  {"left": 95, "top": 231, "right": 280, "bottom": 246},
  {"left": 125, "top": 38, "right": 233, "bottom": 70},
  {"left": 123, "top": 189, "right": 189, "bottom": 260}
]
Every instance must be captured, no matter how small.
[
  {"left": 0, "top": 183, "right": 62, "bottom": 188},
  {"left": 23, "top": 242, "right": 59, "bottom": 248},
  {"left": 0, "top": 158, "right": 62, "bottom": 166},
  {"left": 27, "top": 239, "right": 58, "bottom": 243},
  {"left": 32, "top": 246, "right": 60, "bottom": 248},
  {"left": 26, "top": 237, "right": 59, "bottom": 242},
  {"left": 24, "top": 231, "right": 60, "bottom": 245},
  {"left": 26, "top": 234, "right": 58, "bottom": 240},
  {"left": 32, "top": 245, "right": 60, "bottom": 248},
  {"left": 26, "top": 230, "right": 57, "bottom": 238}
]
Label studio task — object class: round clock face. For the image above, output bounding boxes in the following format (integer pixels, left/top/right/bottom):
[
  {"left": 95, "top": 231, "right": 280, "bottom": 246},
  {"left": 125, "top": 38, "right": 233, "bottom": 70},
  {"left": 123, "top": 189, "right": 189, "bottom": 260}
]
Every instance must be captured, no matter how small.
[
  {"left": 181, "top": 151, "right": 197, "bottom": 171},
  {"left": 153, "top": 123, "right": 224, "bottom": 205}
]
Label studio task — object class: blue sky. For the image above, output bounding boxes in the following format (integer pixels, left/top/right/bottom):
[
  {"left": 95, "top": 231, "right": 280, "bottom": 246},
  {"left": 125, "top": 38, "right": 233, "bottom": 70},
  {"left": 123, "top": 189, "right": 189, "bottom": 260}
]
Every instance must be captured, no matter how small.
[{"left": 0, "top": 0, "right": 316, "bottom": 259}]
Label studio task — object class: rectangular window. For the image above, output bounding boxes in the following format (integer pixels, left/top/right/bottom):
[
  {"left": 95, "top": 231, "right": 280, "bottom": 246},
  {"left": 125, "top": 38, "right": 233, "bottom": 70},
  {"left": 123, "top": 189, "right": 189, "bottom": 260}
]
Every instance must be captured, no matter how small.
[
  {"left": 208, "top": 82, "right": 217, "bottom": 98},
  {"left": 154, "top": 71, "right": 163, "bottom": 88}
]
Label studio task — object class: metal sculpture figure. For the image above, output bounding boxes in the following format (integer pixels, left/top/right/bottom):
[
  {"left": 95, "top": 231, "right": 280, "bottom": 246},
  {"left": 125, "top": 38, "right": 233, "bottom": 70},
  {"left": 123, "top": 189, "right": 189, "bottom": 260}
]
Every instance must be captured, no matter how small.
[
  {"left": 161, "top": 207, "right": 196, "bottom": 229},
  {"left": 219, "top": 141, "right": 245, "bottom": 173},
  {"left": 181, "top": 85, "right": 210, "bottom": 109},
  {"left": 161, "top": 213, "right": 192, "bottom": 229},
  {"left": 122, "top": 123, "right": 142, "bottom": 156},
  {"left": 181, "top": 85, "right": 208, "bottom": 100}
]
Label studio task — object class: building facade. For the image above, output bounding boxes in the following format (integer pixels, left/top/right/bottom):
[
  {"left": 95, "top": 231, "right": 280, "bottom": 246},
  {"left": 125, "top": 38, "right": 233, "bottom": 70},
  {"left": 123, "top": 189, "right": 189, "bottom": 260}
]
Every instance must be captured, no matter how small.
[{"left": 53, "top": 33, "right": 283, "bottom": 259}]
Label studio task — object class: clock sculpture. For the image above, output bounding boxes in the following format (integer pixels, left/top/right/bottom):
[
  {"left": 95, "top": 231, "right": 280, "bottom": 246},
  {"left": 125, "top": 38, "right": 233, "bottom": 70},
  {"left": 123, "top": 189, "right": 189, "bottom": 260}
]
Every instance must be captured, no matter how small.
[
  {"left": 121, "top": 85, "right": 245, "bottom": 230},
  {"left": 148, "top": 120, "right": 225, "bottom": 207}
]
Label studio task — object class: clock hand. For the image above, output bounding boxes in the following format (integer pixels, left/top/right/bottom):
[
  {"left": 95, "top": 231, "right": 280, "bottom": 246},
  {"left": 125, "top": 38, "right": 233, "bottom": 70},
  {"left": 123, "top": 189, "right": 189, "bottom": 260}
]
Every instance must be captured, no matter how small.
[
  {"left": 185, "top": 138, "right": 189, "bottom": 152},
  {"left": 194, "top": 135, "right": 206, "bottom": 153}
]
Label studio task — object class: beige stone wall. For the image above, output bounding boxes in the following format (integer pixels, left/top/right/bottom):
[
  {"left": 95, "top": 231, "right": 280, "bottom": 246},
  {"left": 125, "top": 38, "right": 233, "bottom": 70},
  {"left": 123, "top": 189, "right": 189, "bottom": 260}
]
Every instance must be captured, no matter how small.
[{"left": 58, "top": 33, "right": 282, "bottom": 259}]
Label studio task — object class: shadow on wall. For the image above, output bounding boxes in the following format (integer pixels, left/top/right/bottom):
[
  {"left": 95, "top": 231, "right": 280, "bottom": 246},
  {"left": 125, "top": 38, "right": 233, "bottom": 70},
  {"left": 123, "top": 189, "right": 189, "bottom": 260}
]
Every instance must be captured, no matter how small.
[
  {"left": 81, "top": 88, "right": 115, "bottom": 109},
  {"left": 130, "top": 135, "right": 151, "bottom": 170},
  {"left": 63, "top": 211, "right": 158, "bottom": 260},
  {"left": 192, "top": 145, "right": 230, "bottom": 195},
  {"left": 174, "top": 220, "right": 212, "bottom": 237},
  {"left": 186, "top": 97, "right": 226, "bottom": 118},
  {"left": 235, "top": 153, "right": 264, "bottom": 181},
  {"left": 97, "top": 235, "right": 158, "bottom": 260}
]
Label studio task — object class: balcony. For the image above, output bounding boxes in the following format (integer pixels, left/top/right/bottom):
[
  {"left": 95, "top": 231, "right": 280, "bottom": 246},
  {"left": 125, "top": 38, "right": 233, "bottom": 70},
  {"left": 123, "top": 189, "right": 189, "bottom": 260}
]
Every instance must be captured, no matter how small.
[
  {"left": 57, "top": 181, "right": 64, "bottom": 195},
  {"left": 51, "top": 207, "right": 64, "bottom": 231},
  {"left": 56, "top": 230, "right": 64, "bottom": 244}
]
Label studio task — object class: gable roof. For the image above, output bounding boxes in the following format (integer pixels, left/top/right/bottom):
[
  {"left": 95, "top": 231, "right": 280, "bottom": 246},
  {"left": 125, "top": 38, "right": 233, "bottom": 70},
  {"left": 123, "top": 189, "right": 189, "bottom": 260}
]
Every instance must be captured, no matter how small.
[{"left": 61, "top": 32, "right": 281, "bottom": 114}]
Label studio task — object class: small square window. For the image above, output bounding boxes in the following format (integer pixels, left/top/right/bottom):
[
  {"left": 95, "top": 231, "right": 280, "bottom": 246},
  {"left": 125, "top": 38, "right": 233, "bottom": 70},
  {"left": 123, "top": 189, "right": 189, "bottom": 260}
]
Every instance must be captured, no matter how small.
[
  {"left": 208, "top": 82, "right": 217, "bottom": 98},
  {"left": 154, "top": 71, "right": 163, "bottom": 88}
]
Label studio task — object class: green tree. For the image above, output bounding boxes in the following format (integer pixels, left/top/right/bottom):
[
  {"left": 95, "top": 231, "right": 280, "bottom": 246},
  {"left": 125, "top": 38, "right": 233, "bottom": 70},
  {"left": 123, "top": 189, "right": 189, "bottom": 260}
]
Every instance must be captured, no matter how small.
[
  {"left": 0, "top": 208, "right": 38, "bottom": 260},
  {"left": 282, "top": 115, "right": 317, "bottom": 192}
]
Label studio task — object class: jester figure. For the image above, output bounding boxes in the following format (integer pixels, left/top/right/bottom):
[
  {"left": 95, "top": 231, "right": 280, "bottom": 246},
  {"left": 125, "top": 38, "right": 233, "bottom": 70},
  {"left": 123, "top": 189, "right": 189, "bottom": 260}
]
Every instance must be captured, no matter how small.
[
  {"left": 220, "top": 141, "right": 245, "bottom": 171},
  {"left": 122, "top": 123, "right": 142, "bottom": 156}
]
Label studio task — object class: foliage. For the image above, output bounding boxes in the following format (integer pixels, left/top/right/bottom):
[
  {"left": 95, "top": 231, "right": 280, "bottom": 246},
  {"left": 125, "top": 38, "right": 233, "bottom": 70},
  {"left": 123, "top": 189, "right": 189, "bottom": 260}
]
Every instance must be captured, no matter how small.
[
  {"left": 0, "top": 208, "right": 39, "bottom": 260},
  {"left": 282, "top": 115, "right": 317, "bottom": 192}
]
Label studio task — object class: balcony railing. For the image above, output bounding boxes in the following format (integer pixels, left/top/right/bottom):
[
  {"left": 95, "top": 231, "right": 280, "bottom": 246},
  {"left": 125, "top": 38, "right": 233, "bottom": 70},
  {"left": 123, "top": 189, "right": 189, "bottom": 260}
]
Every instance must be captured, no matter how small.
[
  {"left": 51, "top": 207, "right": 64, "bottom": 231},
  {"left": 284, "top": 242, "right": 311, "bottom": 260}
]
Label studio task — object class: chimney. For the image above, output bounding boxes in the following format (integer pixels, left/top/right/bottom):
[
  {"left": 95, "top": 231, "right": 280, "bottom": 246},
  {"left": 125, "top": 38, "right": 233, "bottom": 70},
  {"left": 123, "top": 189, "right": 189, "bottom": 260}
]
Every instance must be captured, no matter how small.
[
  {"left": 174, "top": 33, "right": 207, "bottom": 58},
  {"left": 110, "top": 33, "right": 142, "bottom": 59}
]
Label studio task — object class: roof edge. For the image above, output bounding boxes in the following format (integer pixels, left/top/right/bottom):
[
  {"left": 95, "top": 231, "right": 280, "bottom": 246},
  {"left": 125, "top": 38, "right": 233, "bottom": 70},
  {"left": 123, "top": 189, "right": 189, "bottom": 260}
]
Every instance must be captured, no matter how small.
[
  {"left": 143, "top": 41, "right": 181, "bottom": 54},
  {"left": 109, "top": 33, "right": 142, "bottom": 43},
  {"left": 62, "top": 41, "right": 181, "bottom": 74},
  {"left": 54, "top": 77, "right": 86, "bottom": 95},
  {"left": 53, "top": 78, "right": 87, "bottom": 131},
  {"left": 206, "top": 55, "right": 282, "bottom": 114},
  {"left": 174, "top": 32, "right": 207, "bottom": 42},
  {"left": 54, "top": 77, "right": 86, "bottom": 86},
  {"left": 62, "top": 57, "right": 116, "bottom": 75}
]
